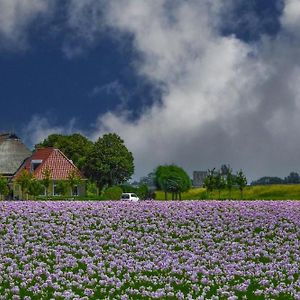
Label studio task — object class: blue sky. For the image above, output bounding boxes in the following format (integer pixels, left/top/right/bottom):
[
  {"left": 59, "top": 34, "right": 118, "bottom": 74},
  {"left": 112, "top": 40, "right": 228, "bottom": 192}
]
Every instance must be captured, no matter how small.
[{"left": 1, "top": 0, "right": 300, "bottom": 180}]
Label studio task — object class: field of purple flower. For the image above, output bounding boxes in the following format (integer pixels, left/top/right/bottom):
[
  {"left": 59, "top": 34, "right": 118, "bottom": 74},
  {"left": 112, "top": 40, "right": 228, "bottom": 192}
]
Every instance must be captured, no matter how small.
[{"left": 0, "top": 201, "right": 300, "bottom": 299}]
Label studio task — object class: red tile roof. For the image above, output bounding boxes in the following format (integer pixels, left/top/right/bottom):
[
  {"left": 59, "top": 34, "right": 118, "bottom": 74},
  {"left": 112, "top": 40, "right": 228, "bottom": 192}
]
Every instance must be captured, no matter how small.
[{"left": 14, "top": 148, "right": 84, "bottom": 180}]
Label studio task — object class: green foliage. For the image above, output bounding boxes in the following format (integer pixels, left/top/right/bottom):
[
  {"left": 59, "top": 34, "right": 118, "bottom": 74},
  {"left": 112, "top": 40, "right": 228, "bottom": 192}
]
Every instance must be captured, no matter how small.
[
  {"left": 203, "top": 169, "right": 216, "bottom": 196},
  {"left": 0, "top": 175, "right": 9, "bottom": 199},
  {"left": 41, "top": 166, "right": 52, "bottom": 198},
  {"left": 155, "top": 165, "right": 191, "bottom": 200},
  {"left": 56, "top": 181, "right": 69, "bottom": 196},
  {"left": 36, "top": 133, "right": 93, "bottom": 169},
  {"left": 67, "top": 170, "right": 82, "bottom": 195},
  {"left": 86, "top": 181, "right": 98, "bottom": 196},
  {"left": 137, "top": 184, "right": 149, "bottom": 200},
  {"left": 236, "top": 170, "right": 247, "bottom": 199},
  {"left": 156, "top": 184, "right": 300, "bottom": 200},
  {"left": 83, "top": 133, "right": 134, "bottom": 188},
  {"left": 214, "top": 171, "right": 226, "bottom": 199},
  {"left": 103, "top": 186, "right": 123, "bottom": 200},
  {"left": 28, "top": 179, "right": 44, "bottom": 198},
  {"left": 226, "top": 168, "right": 235, "bottom": 199},
  {"left": 16, "top": 169, "right": 33, "bottom": 199}
]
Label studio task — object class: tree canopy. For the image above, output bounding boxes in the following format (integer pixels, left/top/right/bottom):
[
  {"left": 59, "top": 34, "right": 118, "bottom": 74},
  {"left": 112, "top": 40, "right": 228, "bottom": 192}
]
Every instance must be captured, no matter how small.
[
  {"left": 83, "top": 133, "right": 134, "bottom": 189},
  {"left": 36, "top": 133, "right": 93, "bottom": 169},
  {"left": 154, "top": 165, "right": 191, "bottom": 200}
]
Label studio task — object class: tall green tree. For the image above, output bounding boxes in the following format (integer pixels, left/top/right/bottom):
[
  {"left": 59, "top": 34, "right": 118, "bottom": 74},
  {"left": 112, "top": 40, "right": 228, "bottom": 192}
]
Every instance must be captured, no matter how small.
[
  {"left": 36, "top": 133, "right": 93, "bottom": 169},
  {"left": 0, "top": 175, "right": 9, "bottom": 200},
  {"left": 215, "top": 171, "right": 226, "bottom": 200},
  {"left": 154, "top": 165, "right": 191, "bottom": 200},
  {"left": 28, "top": 179, "right": 44, "bottom": 199},
  {"left": 203, "top": 169, "right": 216, "bottom": 199},
  {"left": 41, "top": 166, "right": 52, "bottom": 198},
  {"left": 67, "top": 170, "right": 82, "bottom": 196},
  {"left": 16, "top": 169, "right": 33, "bottom": 199},
  {"left": 56, "top": 181, "right": 69, "bottom": 196},
  {"left": 226, "top": 168, "right": 235, "bottom": 200},
  {"left": 83, "top": 133, "right": 134, "bottom": 191},
  {"left": 236, "top": 170, "right": 247, "bottom": 199}
]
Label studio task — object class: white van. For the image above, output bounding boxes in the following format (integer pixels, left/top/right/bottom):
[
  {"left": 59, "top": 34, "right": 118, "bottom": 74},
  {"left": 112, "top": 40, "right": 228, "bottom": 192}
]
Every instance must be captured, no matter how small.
[{"left": 120, "top": 193, "right": 139, "bottom": 202}]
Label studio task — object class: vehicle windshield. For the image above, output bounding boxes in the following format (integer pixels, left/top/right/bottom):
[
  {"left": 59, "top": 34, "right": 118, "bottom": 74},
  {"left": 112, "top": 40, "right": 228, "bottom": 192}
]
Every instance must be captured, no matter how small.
[
  {"left": 121, "top": 194, "right": 130, "bottom": 199},
  {"left": 131, "top": 194, "right": 137, "bottom": 198}
]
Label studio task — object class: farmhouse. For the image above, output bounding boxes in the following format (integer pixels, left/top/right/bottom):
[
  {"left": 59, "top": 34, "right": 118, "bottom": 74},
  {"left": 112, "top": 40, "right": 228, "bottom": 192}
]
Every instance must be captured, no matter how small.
[
  {"left": 0, "top": 133, "right": 32, "bottom": 180},
  {"left": 13, "top": 147, "right": 86, "bottom": 198}
]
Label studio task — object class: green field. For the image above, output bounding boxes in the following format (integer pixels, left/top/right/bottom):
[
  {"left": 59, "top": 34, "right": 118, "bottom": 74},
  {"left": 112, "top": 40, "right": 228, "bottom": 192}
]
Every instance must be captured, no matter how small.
[{"left": 155, "top": 184, "right": 300, "bottom": 200}]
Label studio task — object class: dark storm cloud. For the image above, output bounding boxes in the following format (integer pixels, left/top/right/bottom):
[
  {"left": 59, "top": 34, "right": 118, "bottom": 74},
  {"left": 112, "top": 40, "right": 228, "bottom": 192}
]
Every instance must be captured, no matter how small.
[{"left": 1, "top": 0, "right": 300, "bottom": 181}]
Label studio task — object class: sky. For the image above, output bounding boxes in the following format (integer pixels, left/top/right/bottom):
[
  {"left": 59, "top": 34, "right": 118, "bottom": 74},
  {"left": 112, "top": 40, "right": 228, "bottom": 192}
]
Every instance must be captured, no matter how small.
[{"left": 0, "top": 0, "right": 300, "bottom": 181}]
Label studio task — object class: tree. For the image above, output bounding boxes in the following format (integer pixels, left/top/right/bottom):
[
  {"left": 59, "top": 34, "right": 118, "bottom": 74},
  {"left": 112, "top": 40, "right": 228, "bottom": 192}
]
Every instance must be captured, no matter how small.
[
  {"left": 28, "top": 179, "right": 44, "bottom": 199},
  {"left": 226, "top": 168, "right": 235, "bottom": 199},
  {"left": 139, "top": 172, "right": 156, "bottom": 188},
  {"left": 284, "top": 172, "right": 300, "bottom": 184},
  {"left": 220, "top": 164, "right": 230, "bottom": 176},
  {"left": 251, "top": 176, "right": 284, "bottom": 185},
  {"left": 236, "top": 170, "right": 247, "bottom": 199},
  {"left": 56, "top": 181, "right": 69, "bottom": 196},
  {"left": 67, "top": 170, "right": 82, "bottom": 196},
  {"left": 36, "top": 133, "right": 93, "bottom": 170},
  {"left": 16, "top": 169, "right": 33, "bottom": 199},
  {"left": 83, "top": 133, "right": 134, "bottom": 191},
  {"left": 215, "top": 171, "right": 226, "bottom": 200},
  {"left": 137, "top": 184, "right": 149, "bottom": 200},
  {"left": 154, "top": 165, "right": 191, "bottom": 200},
  {"left": 41, "top": 166, "right": 52, "bottom": 198},
  {"left": 203, "top": 169, "right": 216, "bottom": 199},
  {"left": 103, "top": 186, "right": 123, "bottom": 200},
  {"left": 0, "top": 175, "right": 9, "bottom": 200}
]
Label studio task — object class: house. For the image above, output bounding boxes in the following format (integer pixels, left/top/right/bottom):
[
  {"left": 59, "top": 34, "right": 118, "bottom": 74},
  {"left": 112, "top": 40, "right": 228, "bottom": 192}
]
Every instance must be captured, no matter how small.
[
  {"left": 13, "top": 147, "right": 86, "bottom": 198},
  {"left": 0, "top": 133, "right": 32, "bottom": 180}
]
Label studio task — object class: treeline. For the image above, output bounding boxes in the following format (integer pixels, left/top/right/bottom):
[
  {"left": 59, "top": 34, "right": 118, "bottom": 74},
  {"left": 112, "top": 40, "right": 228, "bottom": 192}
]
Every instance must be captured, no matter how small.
[{"left": 251, "top": 172, "right": 300, "bottom": 185}]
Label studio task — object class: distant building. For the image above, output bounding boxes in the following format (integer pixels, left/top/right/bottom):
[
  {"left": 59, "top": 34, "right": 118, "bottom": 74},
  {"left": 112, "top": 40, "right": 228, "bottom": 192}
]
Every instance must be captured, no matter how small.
[
  {"left": 193, "top": 171, "right": 208, "bottom": 187},
  {"left": 0, "top": 133, "right": 32, "bottom": 180},
  {"left": 13, "top": 148, "right": 86, "bottom": 198}
]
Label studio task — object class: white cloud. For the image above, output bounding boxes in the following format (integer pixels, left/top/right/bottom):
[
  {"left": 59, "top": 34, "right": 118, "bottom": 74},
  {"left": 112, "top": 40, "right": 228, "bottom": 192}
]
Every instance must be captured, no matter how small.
[
  {"left": 22, "top": 115, "right": 78, "bottom": 146},
  {"left": 281, "top": 0, "right": 300, "bottom": 32},
  {"left": 0, "top": 0, "right": 53, "bottom": 50}
]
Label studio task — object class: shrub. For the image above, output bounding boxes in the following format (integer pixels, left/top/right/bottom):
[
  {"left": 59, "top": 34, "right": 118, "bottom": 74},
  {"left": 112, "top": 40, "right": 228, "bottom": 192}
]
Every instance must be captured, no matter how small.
[{"left": 103, "top": 186, "right": 123, "bottom": 200}]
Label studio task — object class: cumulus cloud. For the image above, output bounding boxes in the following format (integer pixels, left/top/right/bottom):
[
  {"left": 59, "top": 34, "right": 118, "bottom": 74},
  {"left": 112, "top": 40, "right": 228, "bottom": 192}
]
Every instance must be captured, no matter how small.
[
  {"left": 0, "top": 0, "right": 53, "bottom": 50},
  {"left": 22, "top": 115, "right": 79, "bottom": 147},
  {"left": 281, "top": 0, "right": 300, "bottom": 32}
]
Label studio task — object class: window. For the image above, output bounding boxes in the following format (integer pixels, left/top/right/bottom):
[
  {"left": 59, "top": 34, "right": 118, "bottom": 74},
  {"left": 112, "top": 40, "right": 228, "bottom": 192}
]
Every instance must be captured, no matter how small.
[
  {"left": 31, "top": 159, "right": 43, "bottom": 171},
  {"left": 72, "top": 185, "right": 78, "bottom": 196},
  {"left": 53, "top": 184, "right": 60, "bottom": 196}
]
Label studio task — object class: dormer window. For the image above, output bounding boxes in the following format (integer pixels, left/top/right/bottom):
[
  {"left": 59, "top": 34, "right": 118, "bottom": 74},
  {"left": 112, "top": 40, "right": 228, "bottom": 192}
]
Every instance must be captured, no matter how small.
[{"left": 31, "top": 159, "right": 43, "bottom": 171}]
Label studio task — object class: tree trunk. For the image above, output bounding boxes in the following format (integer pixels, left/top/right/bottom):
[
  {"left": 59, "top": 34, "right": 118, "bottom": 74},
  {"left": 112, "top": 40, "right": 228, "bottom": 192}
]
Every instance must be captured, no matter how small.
[{"left": 164, "top": 191, "right": 167, "bottom": 200}]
